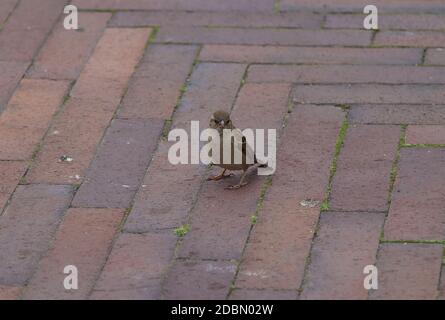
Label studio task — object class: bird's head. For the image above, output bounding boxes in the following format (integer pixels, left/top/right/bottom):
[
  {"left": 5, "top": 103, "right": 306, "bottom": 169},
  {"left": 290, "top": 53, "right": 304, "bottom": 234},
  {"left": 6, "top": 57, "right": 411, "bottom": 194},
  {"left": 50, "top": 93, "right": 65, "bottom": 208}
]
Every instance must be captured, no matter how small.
[{"left": 209, "top": 110, "right": 233, "bottom": 133}]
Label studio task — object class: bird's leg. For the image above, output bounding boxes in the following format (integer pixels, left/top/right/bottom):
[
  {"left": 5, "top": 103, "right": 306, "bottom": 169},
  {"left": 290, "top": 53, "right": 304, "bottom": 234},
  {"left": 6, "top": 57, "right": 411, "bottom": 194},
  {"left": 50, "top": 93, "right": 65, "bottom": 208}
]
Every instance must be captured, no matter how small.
[
  {"left": 207, "top": 169, "right": 233, "bottom": 181},
  {"left": 225, "top": 169, "right": 249, "bottom": 190}
]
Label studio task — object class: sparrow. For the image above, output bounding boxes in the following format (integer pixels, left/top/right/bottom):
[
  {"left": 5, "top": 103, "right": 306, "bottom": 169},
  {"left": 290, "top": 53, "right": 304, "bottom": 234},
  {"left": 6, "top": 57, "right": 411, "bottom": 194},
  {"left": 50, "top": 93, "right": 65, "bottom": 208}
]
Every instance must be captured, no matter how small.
[{"left": 207, "top": 110, "right": 265, "bottom": 189}]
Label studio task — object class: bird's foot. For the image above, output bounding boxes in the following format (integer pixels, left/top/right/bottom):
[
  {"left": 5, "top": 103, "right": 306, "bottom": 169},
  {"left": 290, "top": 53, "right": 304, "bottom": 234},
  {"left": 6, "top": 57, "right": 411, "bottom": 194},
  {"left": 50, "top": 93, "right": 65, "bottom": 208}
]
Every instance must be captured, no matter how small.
[
  {"left": 225, "top": 182, "right": 248, "bottom": 190},
  {"left": 207, "top": 172, "right": 234, "bottom": 181}
]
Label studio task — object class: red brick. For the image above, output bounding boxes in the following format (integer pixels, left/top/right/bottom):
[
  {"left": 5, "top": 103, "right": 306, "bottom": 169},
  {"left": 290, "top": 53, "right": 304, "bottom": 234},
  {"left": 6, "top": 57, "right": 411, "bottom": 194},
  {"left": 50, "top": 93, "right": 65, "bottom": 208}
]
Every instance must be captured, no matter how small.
[
  {"left": 0, "top": 79, "right": 70, "bottom": 160},
  {"left": 349, "top": 104, "right": 445, "bottom": 125},
  {"left": 229, "top": 289, "right": 297, "bottom": 300},
  {"left": 406, "top": 125, "right": 445, "bottom": 145},
  {"left": 27, "top": 12, "right": 111, "bottom": 80},
  {"left": 300, "top": 212, "right": 385, "bottom": 300},
  {"left": 22, "top": 208, "right": 124, "bottom": 300},
  {"left": 0, "top": 0, "right": 17, "bottom": 25},
  {"left": 0, "top": 286, "right": 21, "bottom": 300},
  {"left": 370, "top": 243, "right": 442, "bottom": 299},
  {"left": 0, "top": 29, "right": 47, "bottom": 61},
  {"left": 0, "top": 161, "right": 26, "bottom": 212},
  {"left": 0, "top": 0, "right": 66, "bottom": 61},
  {"left": 235, "top": 105, "right": 344, "bottom": 291},
  {"left": 70, "top": 28, "right": 151, "bottom": 103},
  {"left": 122, "top": 142, "right": 207, "bottom": 232},
  {"left": 72, "top": 119, "right": 163, "bottom": 208},
  {"left": 90, "top": 284, "right": 161, "bottom": 300},
  {"left": 326, "top": 14, "right": 445, "bottom": 31},
  {"left": 157, "top": 27, "right": 371, "bottom": 46},
  {"left": 200, "top": 45, "right": 422, "bottom": 65},
  {"left": 123, "top": 63, "right": 245, "bottom": 233},
  {"left": 162, "top": 260, "right": 237, "bottom": 300},
  {"left": 0, "top": 61, "right": 28, "bottom": 111},
  {"left": 330, "top": 125, "right": 400, "bottom": 212},
  {"left": 118, "top": 44, "right": 198, "bottom": 120},
  {"left": 425, "top": 48, "right": 445, "bottom": 65},
  {"left": 5, "top": 0, "right": 64, "bottom": 31},
  {"left": 110, "top": 11, "right": 322, "bottom": 28},
  {"left": 248, "top": 65, "right": 445, "bottom": 84},
  {"left": 91, "top": 232, "right": 176, "bottom": 299},
  {"left": 26, "top": 98, "right": 113, "bottom": 184},
  {"left": 281, "top": 0, "right": 445, "bottom": 13},
  {"left": 293, "top": 84, "right": 445, "bottom": 104},
  {"left": 177, "top": 83, "right": 291, "bottom": 260},
  {"left": 375, "top": 31, "right": 445, "bottom": 47},
  {"left": 0, "top": 185, "right": 73, "bottom": 286},
  {"left": 73, "top": 0, "right": 275, "bottom": 11},
  {"left": 27, "top": 29, "right": 150, "bottom": 184},
  {"left": 384, "top": 148, "right": 445, "bottom": 240},
  {"left": 171, "top": 63, "right": 246, "bottom": 129}
]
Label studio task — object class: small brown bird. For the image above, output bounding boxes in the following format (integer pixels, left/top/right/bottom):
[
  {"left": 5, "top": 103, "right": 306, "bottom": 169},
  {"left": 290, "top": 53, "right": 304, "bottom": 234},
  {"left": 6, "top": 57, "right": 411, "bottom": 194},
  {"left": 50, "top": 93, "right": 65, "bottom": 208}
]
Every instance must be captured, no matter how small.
[{"left": 207, "top": 110, "right": 265, "bottom": 189}]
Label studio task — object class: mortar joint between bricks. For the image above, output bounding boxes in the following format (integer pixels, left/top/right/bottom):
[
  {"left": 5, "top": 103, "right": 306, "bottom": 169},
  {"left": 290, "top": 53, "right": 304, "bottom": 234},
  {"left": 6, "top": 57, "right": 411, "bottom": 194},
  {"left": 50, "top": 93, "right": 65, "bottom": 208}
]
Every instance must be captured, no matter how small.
[
  {"left": 227, "top": 89, "right": 298, "bottom": 299},
  {"left": 320, "top": 112, "right": 350, "bottom": 212},
  {"left": 161, "top": 46, "right": 202, "bottom": 140}
]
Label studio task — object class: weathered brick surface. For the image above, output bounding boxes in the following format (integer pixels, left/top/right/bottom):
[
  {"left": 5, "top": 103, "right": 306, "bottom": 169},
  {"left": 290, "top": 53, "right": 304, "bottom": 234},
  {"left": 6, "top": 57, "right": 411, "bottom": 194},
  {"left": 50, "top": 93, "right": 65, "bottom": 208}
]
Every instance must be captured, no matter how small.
[
  {"left": 229, "top": 289, "right": 297, "bottom": 300},
  {"left": 0, "top": 61, "right": 28, "bottom": 112},
  {"left": 0, "top": 79, "right": 70, "bottom": 160},
  {"left": 70, "top": 28, "right": 151, "bottom": 103},
  {"left": 384, "top": 148, "right": 445, "bottom": 240},
  {"left": 370, "top": 243, "right": 442, "bottom": 300},
  {"left": 349, "top": 104, "right": 445, "bottom": 125},
  {"left": 72, "top": 119, "right": 163, "bottom": 208},
  {"left": 293, "top": 84, "right": 445, "bottom": 104},
  {"left": 0, "top": 185, "right": 73, "bottom": 286},
  {"left": 27, "top": 13, "right": 111, "bottom": 80},
  {"left": 425, "top": 48, "right": 445, "bottom": 65},
  {"left": 74, "top": 0, "right": 275, "bottom": 11},
  {"left": 300, "top": 212, "right": 385, "bottom": 300},
  {"left": 200, "top": 45, "right": 422, "bottom": 65},
  {"left": 118, "top": 44, "right": 198, "bottom": 120},
  {"left": 405, "top": 125, "right": 445, "bottom": 145},
  {"left": 235, "top": 105, "right": 344, "bottom": 291},
  {"left": 22, "top": 208, "right": 124, "bottom": 300},
  {"left": 326, "top": 14, "right": 445, "bottom": 30},
  {"left": 171, "top": 63, "right": 247, "bottom": 129},
  {"left": 375, "top": 31, "right": 445, "bottom": 47},
  {"left": 1, "top": 0, "right": 443, "bottom": 301},
  {"left": 91, "top": 232, "right": 176, "bottom": 299},
  {"left": 123, "top": 141, "right": 206, "bottom": 232},
  {"left": 157, "top": 27, "right": 371, "bottom": 46},
  {"left": 0, "top": 0, "right": 17, "bottom": 26},
  {"left": 177, "top": 83, "right": 291, "bottom": 261},
  {"left": 248, "top": 65, "right": 445, "bottom": 84},
  {"left": 0, "top": 0, "right": 66, "bottom": 61},
  {"left": 281, "top": 0, "right": 445, "bottom": 13},
  {"left": 110, "top": 11, "right": 323, "bottom": 28},
  {"left": 162, "top": 260, "right": 237, "bottom": 300},
  {"left": 0, "top": 161, "right": 26, "bottom": 212},
  {"left": 27, "top": 28, "right": 150, "bottom": 184},
  {"left": 0, "top": 286, "right": 21, "bottom": 300},
  {"left": 123, "top": 62, "right": 245, "bottom": 233},
  {"left": 329, "top": 125, "right": 400, "bottom": 212}
]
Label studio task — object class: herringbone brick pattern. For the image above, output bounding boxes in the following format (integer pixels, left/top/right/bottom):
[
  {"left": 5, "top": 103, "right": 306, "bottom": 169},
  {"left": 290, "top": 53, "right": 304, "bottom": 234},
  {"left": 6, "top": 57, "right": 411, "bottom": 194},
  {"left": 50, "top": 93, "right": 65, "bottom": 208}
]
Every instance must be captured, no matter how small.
[{"left": 0, "top": 0, "right": 444, "bottom": 300}]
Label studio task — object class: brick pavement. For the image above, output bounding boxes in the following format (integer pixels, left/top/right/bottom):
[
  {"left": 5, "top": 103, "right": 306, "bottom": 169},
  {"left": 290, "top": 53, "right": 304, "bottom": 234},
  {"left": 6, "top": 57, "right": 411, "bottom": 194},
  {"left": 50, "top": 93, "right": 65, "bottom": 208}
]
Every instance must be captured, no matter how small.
[{"left": 0, "top": 0, "right": 444, "bottom": 300}]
